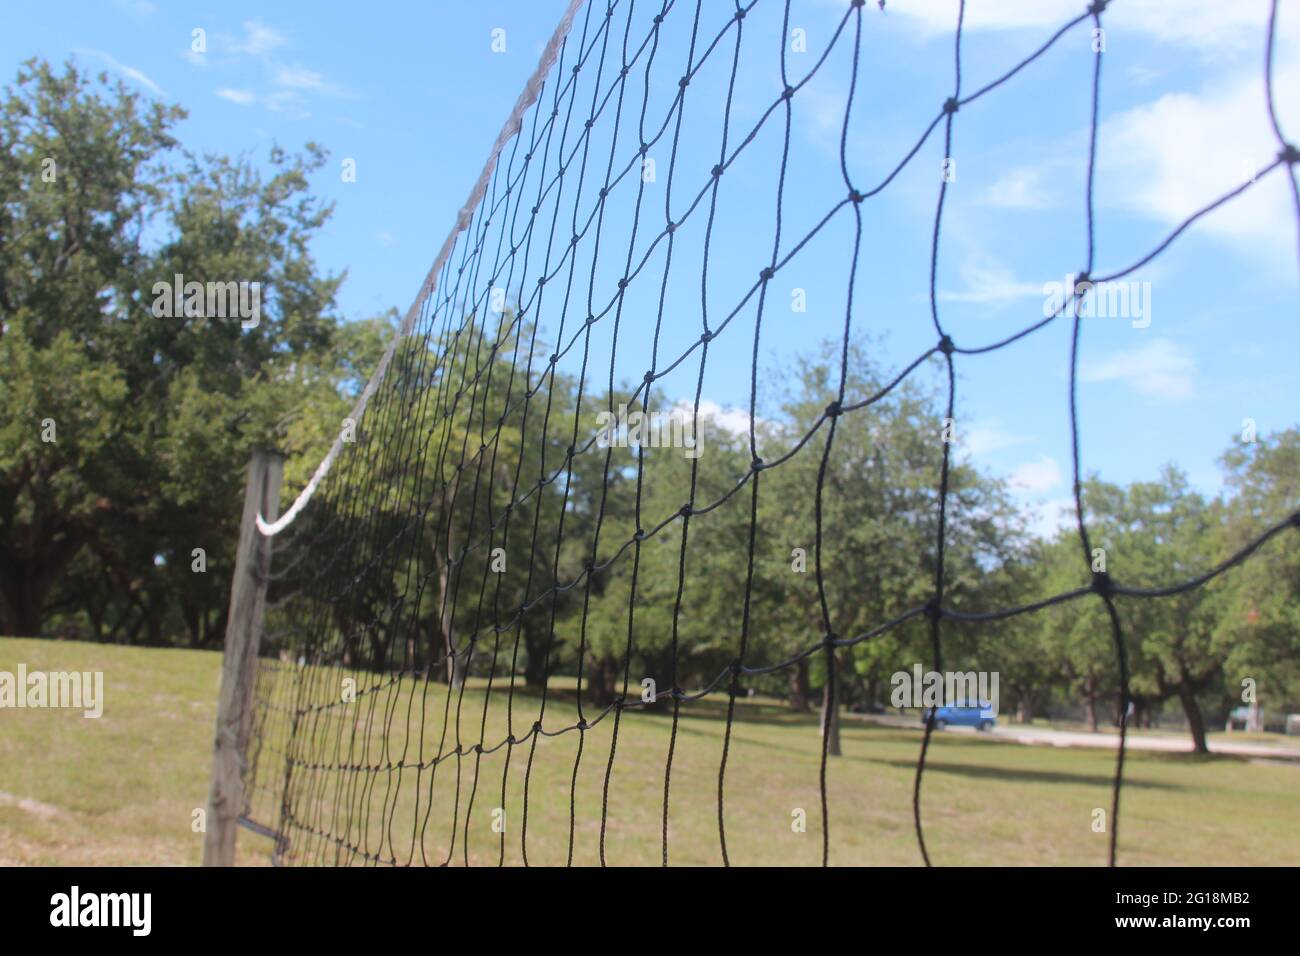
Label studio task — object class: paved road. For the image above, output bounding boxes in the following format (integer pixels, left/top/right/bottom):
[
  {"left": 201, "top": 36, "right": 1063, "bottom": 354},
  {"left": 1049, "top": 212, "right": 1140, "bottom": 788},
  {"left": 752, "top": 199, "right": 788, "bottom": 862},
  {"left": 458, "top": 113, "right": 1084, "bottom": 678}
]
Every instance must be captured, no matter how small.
[{"left": 851, "top": 713, "right": 1300, "bottom": 761}]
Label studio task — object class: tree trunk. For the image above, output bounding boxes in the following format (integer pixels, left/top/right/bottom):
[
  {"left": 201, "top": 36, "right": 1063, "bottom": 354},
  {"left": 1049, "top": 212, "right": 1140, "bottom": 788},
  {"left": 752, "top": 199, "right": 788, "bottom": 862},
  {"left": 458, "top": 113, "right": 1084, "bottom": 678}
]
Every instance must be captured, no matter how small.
[
  {"left": 181, "top": 598, "right": 201, "bottom": 646},
  {"left": 446, "top": 644, "right": 469, "bottom": 688},
  {"left": 86, "top": 599, "right": 104, "bottom": 642},
  {"left": 585, "top": 653, "right": 618, "bottom": 709},
  {"left": 1177, "top": 679, "right": 1209, "bottom": 754},
  {"left": 523, "top": 619, "right": 551, "bottom": 688},
  {"left": 207, "top": 606, "right": 228, "bottom": 649},
  {"left": 1017, "top": 688, "right": 1038, "bottom": 724},
  {"left": 1133, "top": 699, "right": 1151, "bottom": 729},
  {"left": 1017, "top": 699, "right": 1030, "bottom": 724},
  {"left": 788, "top": 657, "right": 811, "bottom": 712},
  {"left": 0, "top": 519, "right": 88, "bottom": 637},
  {"left": 0, "top": 574, "right": 48, "bottom": 636},
  {"left": 432, "top": 555, "right": 465, "bottom": 686},
  {"left": 145, "top": 606, "right": 163, "bottom": 647},
  {"left": 1083, "top": 675, "right": 1099, "bottom": 732}
]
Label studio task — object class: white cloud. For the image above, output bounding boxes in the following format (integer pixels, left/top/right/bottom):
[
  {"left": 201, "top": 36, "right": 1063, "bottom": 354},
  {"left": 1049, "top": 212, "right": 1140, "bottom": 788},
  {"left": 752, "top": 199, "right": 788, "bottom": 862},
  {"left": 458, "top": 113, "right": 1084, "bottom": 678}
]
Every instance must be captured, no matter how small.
[
  {"left": 274, "top": 64, "right": 326, "bottom": 91},
  {"left": 882, "top": 0, "right": 1288, "bottom": 55},
  {"left": 215, "top": 87, "right": 309, "bottom": 119},
  {"left": 692, "top": 399, "right": 758, "bottom": 437},
  {"left": 979, "top": 165, "right": 1051, "bottom": 210},
  {"left": 112, "top": 0, "right": 156, "bottom": 15},
  {"left": 963, "top": 418, "right": 1034, "bottom": 455},
  {"left": 226, "top": 20, "right": 288, "bottom": 56},
  {"left": 1109, "top": 2, "right": 1290, "bottom": 55},
  {"left": 1079, "top": 338, "right": 1196, "bottom": 401},
  {"left": 1126, "top": 64, "right": 1163, "bottom": 87},
  {"left": 1022, "top": 495, "right": 1077, "bottom": 540},
  {"left": 1101, "top": 64, "right": 1300, "bottom": 256},
  {"left": 663, "top": 399, "right": 763, "bottom": 439},
  {"left": 879, "top": 0, "right": 1079, "bottom": 34},
  {"left": 871, "top": 0, "right": 1299, "bottom": 258},
  {"left": 1009, "top": 455, "right": 1064, "bottom": 493},
  {"left": 273, "top": 64, "right": 323, "bottom": 89},
  {"left": 264, "top": 90, "right": 305, "bottom": 113},
  {"left": 793, "top": 82, "right": 847, "bottom": 137},
  {"left": 197, "top": 21, "right": 348, "bottom": 113},
  {"left": 215, "top": 88, "right": 256, "bottom": 105},
  {"left": 995, "top": 452, "right": 1072, "bottom": 538},
  {"left": 937, "top": 257, "right": 1043, "bottom": 304},
  {"left": 75, "top": 50, "right": 164, "bottom": 96},
  {"left": 883, "top": 0, "right": 1299, "bottom": 256},
  {"left": 273, "top": 64, "right": 352, "bottom": 99}
]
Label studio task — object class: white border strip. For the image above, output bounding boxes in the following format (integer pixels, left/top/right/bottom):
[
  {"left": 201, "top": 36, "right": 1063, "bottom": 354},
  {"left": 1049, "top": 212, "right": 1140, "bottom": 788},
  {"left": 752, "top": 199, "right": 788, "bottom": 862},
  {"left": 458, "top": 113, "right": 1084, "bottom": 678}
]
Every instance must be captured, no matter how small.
[{"left": 259, "top": 0, "right": 588, "bottom": 536}]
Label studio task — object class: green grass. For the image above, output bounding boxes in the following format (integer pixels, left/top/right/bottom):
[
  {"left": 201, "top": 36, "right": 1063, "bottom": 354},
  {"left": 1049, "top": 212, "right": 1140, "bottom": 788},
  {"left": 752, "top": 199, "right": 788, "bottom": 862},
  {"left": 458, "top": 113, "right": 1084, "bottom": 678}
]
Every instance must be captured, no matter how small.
[{"left": 1, "top": 636, "right": 1297, "bottom": 866}]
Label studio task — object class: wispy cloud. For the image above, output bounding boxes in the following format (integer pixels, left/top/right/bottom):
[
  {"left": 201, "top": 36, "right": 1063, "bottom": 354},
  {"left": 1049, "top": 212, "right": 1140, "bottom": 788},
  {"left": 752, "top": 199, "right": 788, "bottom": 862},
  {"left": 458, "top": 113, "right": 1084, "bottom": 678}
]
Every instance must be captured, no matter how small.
[
  {"left": 273, "top": 63, "right": 353, "bottom": 98},
  {"left": 882, "top": 0, "right": 1288, "bottom": 55},
  {"left": 874, "top": 0, "right": 1082, "bottom": 34},
  {"left": 1008, "top": 456, "right": 1064, "bottom": 493},
  {"left": 1022, "top": 495, "right": 1076, "bottom": 540},
  {"left": 691, "top": 399, "right": 759, "bottom": 437},
  {"left": 979, "top": 165, "right": 1052, "bottom": 210},
  {"left": 215, "top": 86, "right": 309, "bottom": 119},
  {"left": 112, "top": 0, "right": 156, "bottom": 15},
  {"left": 963, "top": 418, "right": 1035, "bottom": 456},
  {"left": 191, "top": 21, "right": 350, "bottom": 114},
  {"left": 75, "top": 49, "right": 164, "bottom": 95},
  {"left": 225, "top": 20, "right": 288, "bottom": 56},
  {"left": 1080, "top": 338, "right": 1197, "bottom": 401},
  {"left": 1101, "top": 64, "right": 1300, "bottom": 258},
  {"left": 937, "top": 257, "right": 1042, "bottom": 305},
  {"left": 1126, "top": 64, "right": 1163, "bottom": 87},
  {"left": 215, "top": 88, "right": 256, "bottom": 105},
  {"left": 275, "top": 64, "right": 325, "bottom": 89}
]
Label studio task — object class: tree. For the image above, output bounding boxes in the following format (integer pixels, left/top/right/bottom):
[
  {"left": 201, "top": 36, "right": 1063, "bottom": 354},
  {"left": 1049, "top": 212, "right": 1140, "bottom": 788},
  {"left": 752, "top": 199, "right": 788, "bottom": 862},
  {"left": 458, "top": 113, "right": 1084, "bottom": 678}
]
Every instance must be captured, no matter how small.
[
  {"left": 1214, "top": 429, "right": 1300, "bottom": 718},
  {"left": 1027, "top": 532, "right": 1115, "bottom": 731},
  {"left": 0, "top": 59, "right": 354, "bottom": 642},
  {"left": 1083, "top": 471, "right": 1224, "bottom": 753}
]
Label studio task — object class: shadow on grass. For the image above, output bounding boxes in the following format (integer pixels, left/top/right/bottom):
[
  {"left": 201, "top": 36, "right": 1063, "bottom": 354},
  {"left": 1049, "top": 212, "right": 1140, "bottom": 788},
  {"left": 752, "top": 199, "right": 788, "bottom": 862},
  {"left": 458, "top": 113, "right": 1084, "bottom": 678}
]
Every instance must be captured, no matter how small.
[
  {"left": 868, "top": 757, "right": 1183, "bottom": 790},
  {"left": 468, "top": 680, "right": 813, "bottom": 727},
  {"left": 664, "top": 720, "right": 1186, "bottom": 792}
]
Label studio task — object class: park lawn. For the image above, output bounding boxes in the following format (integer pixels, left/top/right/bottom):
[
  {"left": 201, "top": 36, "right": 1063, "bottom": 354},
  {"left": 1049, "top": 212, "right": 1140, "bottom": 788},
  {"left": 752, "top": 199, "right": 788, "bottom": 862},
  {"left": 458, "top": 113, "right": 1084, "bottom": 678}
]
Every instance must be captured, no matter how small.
[{"left": 1, "top": 636, "right": 1297, "bottom": 866}]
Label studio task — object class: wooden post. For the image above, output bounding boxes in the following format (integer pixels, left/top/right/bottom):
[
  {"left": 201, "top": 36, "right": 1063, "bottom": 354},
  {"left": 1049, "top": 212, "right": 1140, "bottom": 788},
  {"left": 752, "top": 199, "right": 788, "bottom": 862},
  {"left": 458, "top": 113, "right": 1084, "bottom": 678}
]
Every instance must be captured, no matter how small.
[{"left": 203, "top": 448, "right": 284, "bottom": 866}]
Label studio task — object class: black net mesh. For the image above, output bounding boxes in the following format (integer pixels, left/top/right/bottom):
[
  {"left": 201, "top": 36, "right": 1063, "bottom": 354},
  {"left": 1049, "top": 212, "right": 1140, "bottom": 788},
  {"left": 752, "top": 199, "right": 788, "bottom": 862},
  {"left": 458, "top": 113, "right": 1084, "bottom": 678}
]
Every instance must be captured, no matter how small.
[{"left": 241, "top": 0, "right": 1300, "bottom": 866}]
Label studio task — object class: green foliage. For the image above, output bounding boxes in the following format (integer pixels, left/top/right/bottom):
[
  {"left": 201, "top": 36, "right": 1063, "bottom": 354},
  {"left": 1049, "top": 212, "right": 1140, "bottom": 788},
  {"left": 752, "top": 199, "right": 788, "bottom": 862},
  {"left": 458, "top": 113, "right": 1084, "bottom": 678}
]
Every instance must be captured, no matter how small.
[
  {"left": 0, "top": 59, "right": 369, "bottom": 643},
  {"left": 1214, "top": 430, "right": 1300, "bottom": 711}
]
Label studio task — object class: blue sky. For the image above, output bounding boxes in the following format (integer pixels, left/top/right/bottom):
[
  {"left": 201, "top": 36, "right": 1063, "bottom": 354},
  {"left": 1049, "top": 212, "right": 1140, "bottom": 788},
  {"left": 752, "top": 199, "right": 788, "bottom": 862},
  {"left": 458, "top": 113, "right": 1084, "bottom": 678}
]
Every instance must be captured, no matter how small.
[{"left": 6, "top": 0, "right": 1297, "bottom": 536}]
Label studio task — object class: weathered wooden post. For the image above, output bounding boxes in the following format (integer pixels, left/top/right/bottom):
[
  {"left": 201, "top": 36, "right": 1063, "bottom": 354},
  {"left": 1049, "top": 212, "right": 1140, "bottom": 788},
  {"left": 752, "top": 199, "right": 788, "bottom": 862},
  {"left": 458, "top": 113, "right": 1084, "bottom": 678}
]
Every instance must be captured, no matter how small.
[{"left": 203, "top": 448, "right": 284, "bottom": 866}]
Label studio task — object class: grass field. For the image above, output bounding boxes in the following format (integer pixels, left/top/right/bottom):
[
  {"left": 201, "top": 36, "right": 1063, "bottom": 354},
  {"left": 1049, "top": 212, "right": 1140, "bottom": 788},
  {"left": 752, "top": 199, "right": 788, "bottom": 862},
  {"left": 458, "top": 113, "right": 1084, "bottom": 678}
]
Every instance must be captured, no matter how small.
[{"left": 1, "top": 636, "right": 1297, "bottom": 866}]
